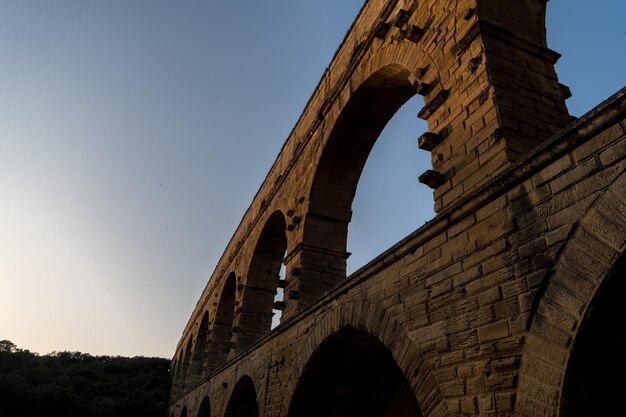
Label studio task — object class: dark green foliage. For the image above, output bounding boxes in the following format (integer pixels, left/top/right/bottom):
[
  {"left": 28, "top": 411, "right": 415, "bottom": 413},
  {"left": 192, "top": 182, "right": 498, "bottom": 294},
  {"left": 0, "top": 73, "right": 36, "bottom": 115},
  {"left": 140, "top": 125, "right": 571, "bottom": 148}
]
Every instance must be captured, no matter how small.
[{"left": 0, "top": 340, "right": 171, "bottom": 417}]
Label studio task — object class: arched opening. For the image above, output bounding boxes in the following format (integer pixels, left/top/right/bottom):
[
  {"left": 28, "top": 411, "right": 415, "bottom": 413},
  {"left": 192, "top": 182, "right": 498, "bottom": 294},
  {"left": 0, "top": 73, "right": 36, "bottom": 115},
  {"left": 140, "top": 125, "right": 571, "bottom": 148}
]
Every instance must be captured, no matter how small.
[
  {"left": 196, "top": 396, "right": 210, "bottom": 417},
  {"left": 180, "top": 337, "right": 193, "bottom": 389},
  {"left": 560, "top": 254, "right": 626, "bottom": 416},
  {"left": 189, "top": 311, "right": 209, "bottom": 380},
  {"left": 223, "top": 376, "right": 259, "bottom": 417},
  {"left": 170, "top": 359, "right": 177, "bottom": 381},
  {"left": 206, "top": 274, "right": 236, "bottom": 371},
  {"left": 237, "top": 211, "right": 287, "bottom": 350},
  {"left": 347, "top": 94, "right": 431, "bottom": 273},
  {"left": 180, "top": 406, "right": 188, "bottom": 417},
  {"left": 304, "top": 64, "right": 427, "bottom": 284},
  {"left": 172, "top": 350, "right": 184, "bottom": 395},
  {"left": 287, "top": 328, "right": 423, "bottom": 417},
  {"left": 170, "top": 358, "right": 179, "bottom": 396}
]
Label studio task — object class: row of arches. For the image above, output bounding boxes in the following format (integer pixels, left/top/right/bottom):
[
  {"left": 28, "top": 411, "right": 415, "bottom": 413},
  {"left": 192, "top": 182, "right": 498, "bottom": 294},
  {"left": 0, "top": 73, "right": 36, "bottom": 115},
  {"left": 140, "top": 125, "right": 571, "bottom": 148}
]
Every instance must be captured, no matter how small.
[
  {"left": 172, "top": 212, "right": 289, "bottom": 394},
  {"left": 174, "top": 329, "right": 423, "bottom": 417},
  {"left": 171, "top": 1, "right": 612, "bottom": 411},
  {"left": 175, "top": 250, "right": 626, "bottom": 417},
  {"left": 172, "top": 171, "right": 626, "bottom": 416},
  {"left": 172, "top": 57, "right": 438, "bottom": 395}
]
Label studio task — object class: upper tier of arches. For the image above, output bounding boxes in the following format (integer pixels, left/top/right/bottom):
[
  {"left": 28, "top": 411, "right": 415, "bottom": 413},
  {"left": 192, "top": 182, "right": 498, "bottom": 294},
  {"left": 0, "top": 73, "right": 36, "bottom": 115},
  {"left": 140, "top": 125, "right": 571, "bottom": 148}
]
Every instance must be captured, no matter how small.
[{"left": 171, "top": 0, "right": 570, "bottom": 399}]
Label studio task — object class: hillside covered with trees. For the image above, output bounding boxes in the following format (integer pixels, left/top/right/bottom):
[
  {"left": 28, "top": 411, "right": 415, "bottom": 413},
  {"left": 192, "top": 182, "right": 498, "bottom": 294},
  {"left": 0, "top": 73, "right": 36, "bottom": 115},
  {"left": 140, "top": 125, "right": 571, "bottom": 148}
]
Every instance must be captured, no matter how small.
[{"left": 0, "top": 340, "right": 170, "bottom": 417}]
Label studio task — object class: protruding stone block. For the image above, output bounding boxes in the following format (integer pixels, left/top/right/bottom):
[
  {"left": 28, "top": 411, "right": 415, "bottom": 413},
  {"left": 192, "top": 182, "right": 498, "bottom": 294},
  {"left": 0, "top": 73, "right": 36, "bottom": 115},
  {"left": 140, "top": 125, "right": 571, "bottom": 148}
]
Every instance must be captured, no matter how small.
[
  {"left": 393, "top": 9, "right": 409, "bottom": 28},
  {"left": 374, "top": 22, "right": 390, "bottom": 39},
  {"left": 273, "top": 301, "right": 286, "bottom": 311},
  {"left": 405, "top": 25, "right": 424, "bottom": 43},
  {"left": 418, "top": 90, "right": 449, "bottom": 120},
  {"left": 559, "top": 83, "right": 572, "bottom": 100},
  {"left": 419, "top": 170, "right": 445, "bottom": 189},
  {"left": 418, "top": 132, "right": 441, "bottom": 151}
]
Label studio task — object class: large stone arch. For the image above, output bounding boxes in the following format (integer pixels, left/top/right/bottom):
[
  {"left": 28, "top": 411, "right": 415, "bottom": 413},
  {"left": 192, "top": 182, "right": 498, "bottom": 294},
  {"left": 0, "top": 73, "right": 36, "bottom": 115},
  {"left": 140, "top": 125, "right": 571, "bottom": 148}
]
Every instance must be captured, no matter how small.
[
  {"left": 303, "top": 62, "right": 418, "bottom": 253},
  {"left": 279, "top": 300, "right": 448, "bottom": 417},
  {"left": 285, "top": 0, "right": 569, "bottom": 313},
  {"left": 291, "top": 0, "right": 570, "bottom": 301},
  {"left": 234, "top": 210, "right": 288, "bottom": 350},
  {"left": 516, "top": 172, "right": 626, "bottom": 416},
  {"left": 285, "top": 41, "right": 440, "bottom": 315}
]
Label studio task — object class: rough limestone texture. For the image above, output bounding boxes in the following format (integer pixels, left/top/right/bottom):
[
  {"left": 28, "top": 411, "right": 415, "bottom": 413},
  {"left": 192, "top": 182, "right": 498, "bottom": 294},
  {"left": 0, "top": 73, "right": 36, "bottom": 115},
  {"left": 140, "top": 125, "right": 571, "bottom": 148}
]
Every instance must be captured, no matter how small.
[{"left": 168, "top": 1, "right": 626, "bottom": 416}]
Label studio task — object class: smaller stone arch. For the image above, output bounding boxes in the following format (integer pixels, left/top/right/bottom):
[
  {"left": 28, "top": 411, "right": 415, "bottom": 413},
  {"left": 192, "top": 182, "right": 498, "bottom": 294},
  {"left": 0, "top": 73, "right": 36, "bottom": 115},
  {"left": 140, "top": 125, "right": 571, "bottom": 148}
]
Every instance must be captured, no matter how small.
[
  {"left": 206, "top": 273, "right": 237, "bottom": 373},
  {"left": 280, "top": 300, "right": 448, "bottom": 417},
  {"left": 189, "top": 311, "right": 210, "bottom": 381},
  {"left": 287, "top": 328, "right": 424, "bottom": 417},
  {"left": 172, "top": 350, "right": 185, "bottom": 396},
  {"left": 179, "top": 336, "right": 194, "bottom": 390},
  {"left": 223, "top": 376, "right": 259, "bottom": 417},
  {"left": 516, "top": 173, "right": 626, "bottom": 416},
  {"left": 170, "top": 358, "right": 177, "bottom": 381},
  {"left": 179, "top": 406, "right": 188, "bottom": 417},
  {"left": 196, "top": 395, "right": 211, "bottom": 417},
  {"left": 169, "top": 358, "right": 179, "bottom": 397},
  {"left": 234, "top": 211, "right": 288, "bottom": 350}
]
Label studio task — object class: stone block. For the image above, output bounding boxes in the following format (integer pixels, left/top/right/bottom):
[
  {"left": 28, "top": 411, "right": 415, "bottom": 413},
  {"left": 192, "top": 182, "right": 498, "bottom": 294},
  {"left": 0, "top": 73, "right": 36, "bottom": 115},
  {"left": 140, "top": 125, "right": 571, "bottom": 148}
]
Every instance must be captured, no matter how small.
[
  {"left": 599, "top": 137, "right": 626, "bottom": 166},
  {"left": 477, "top": 320, "right": 510, "bottom": 343},
  {"left": 549, "top": 157, "right": 599, "bottom": 194}
]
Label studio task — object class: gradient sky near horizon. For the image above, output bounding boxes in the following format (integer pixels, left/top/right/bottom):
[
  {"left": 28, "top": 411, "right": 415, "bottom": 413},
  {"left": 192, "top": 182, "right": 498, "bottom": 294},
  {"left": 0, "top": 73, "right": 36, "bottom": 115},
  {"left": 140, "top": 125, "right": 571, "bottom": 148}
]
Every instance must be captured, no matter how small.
[{"left": 1, "top": 1, "right": 624, "bottom": 358}]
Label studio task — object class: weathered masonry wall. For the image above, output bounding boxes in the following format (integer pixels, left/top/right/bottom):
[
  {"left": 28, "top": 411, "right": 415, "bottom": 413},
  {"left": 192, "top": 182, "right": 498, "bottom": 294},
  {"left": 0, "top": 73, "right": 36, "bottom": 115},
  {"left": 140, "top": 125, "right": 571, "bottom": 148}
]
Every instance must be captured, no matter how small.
[
  {"left": 169, "top": 0, "right": 626, "bottom": 416},
  {"left": 170, "top": 89, "right": 626, "bottom": 417}
]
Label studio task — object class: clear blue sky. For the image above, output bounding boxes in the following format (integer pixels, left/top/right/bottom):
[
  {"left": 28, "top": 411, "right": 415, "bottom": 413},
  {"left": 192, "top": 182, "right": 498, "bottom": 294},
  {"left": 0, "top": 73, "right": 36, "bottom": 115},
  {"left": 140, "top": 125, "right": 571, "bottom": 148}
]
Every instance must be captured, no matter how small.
[{"left": 0, "top": 1, "right": 624, "bottom": 358}]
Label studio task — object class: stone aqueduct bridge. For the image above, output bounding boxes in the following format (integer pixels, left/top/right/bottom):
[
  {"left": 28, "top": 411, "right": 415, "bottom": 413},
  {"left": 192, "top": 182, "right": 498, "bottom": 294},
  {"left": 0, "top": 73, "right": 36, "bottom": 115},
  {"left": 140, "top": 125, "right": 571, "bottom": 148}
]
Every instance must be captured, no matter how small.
[{"left": 169, "top": 1, "right": 626, "bottom": 416}]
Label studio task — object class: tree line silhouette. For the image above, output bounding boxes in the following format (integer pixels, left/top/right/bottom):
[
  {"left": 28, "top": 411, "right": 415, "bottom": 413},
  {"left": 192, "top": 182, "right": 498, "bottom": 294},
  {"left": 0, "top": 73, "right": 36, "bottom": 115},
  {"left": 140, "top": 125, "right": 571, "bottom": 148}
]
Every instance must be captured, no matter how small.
[{"left": 0, "top": 340, "right": 170, "bottom": 417}]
